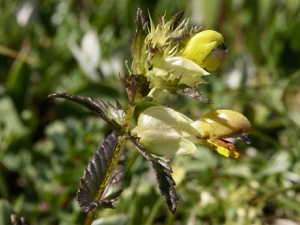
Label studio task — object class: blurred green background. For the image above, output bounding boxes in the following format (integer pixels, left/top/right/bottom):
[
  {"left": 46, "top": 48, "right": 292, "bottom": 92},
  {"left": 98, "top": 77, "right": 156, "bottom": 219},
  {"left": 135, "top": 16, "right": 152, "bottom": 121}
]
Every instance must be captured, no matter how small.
[{"left": 1, "top": 0, "right": 300, "bottom": 224}]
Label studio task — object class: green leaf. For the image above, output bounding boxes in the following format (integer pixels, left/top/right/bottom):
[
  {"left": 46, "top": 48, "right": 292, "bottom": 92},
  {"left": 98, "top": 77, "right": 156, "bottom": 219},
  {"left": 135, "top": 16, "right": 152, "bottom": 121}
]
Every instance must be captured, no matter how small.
[
  {"left": 6, "top": 55, "right": 30, "bottom": 112},
  {"left": 0, "top": 199, "right": 14, "bottom": 225}
]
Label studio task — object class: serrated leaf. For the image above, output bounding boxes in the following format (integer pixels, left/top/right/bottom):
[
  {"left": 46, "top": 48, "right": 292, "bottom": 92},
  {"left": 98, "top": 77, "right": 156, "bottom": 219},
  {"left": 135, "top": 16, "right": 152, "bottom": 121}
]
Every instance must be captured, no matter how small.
[
  {"left": 132, "top": 137, "right": 178, "bottom": 213},
  {"left": 120, "top": 74, "right": 149, "bottom": 104},
  {"left": 76, "top": 132, "right": 126, "bottom": 213},
  {"left": 47, "top": 93, "right": 125, "bottom": 132},
  {"left": 130, "top": 8, "right": 149, "bottom": 75},
  {"left": 153, "top": 157, "right": 178, "bottom": 213}
]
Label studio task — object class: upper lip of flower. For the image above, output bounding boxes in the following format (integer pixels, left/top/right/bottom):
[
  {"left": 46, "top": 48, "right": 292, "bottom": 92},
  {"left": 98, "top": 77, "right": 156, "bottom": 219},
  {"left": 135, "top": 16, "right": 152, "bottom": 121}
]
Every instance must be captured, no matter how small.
[
  {"left": 237, "top": 134, "right": 251, "bottom": 144},
  {"left": 217, "top": 134, "right": 251, "bottom": 149}
]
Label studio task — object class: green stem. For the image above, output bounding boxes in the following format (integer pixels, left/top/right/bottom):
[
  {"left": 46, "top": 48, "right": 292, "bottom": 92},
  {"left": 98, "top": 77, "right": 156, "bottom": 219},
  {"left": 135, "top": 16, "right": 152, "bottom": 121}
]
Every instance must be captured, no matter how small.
[
  {"left": 259, "top": 183, "right": 300, "bottom": 203},
  {"left": 84, "top": 103, "right": 136, "bottom": 225},
  {"left": 84, "top": 212, "right": 95, "bottom": 225},
  {"left": 0, "top": 44, "right": 32, "bottom": 64},
  {"left": 250, "top": 183, "right": 300, "bottom": 207}
]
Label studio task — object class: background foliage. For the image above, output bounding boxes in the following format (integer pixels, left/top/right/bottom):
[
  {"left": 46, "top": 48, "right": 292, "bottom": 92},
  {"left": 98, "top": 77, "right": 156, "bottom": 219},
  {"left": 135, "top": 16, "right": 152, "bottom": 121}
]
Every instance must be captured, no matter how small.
[{"left": 1, "top": 0, "right": 300, "bottom": 224}]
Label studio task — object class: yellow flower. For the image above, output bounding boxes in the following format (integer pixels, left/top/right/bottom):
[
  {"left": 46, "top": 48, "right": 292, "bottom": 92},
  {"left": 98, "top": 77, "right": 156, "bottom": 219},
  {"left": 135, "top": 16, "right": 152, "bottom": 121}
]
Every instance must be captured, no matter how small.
[
  {"left": 192, "top": 109, "right": 251, "bottom": 159},
  {"left": 130, "top": 10, "right": 226, "bottom": 101},
  {"left": 192, "top": 110, "right": 251, "bottom": 141},
  {"left": 133, "top": 106, "right": 251, "bottom": 159}
]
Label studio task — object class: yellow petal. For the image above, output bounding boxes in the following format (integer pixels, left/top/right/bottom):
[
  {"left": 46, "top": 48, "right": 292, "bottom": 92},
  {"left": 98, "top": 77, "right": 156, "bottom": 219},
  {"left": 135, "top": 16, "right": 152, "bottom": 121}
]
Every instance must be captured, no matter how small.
[
  {"left": 181, "top": 30, "right": 224, "bottom": 70},
  {"left": 200, "top": 139, "right": 240, "bottom": 159}
]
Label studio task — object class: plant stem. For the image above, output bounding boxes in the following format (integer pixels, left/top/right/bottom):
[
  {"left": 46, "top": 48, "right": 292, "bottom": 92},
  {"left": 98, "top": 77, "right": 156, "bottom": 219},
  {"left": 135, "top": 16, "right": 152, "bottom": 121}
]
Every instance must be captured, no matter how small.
[
  {"left": 84, "top": 103, "right": 136, "bottom": 225},
  {"left": 257, "top": 183, "right": 300, "bottom": 203},
  {"left": 84, "top": 212, "right": 95, "bottom": 225}
]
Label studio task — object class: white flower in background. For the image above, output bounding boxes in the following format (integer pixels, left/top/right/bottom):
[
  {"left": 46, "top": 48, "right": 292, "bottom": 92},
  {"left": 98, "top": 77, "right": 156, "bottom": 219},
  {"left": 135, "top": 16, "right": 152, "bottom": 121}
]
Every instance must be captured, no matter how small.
[
  {"left": 100, "top": 54, "right": 124, "bottom": 78},
  {"left": 224, "top": 54, "right": 256, "bottom": 89},
  {"left": 16, "top": 0, "right": 37, "bottom": 27},
  {"left": 69, "top": 30, "right": 123, "bottom": 81},
  {"left": 69, "top": 30, "right": 100, "bottom": 81}
]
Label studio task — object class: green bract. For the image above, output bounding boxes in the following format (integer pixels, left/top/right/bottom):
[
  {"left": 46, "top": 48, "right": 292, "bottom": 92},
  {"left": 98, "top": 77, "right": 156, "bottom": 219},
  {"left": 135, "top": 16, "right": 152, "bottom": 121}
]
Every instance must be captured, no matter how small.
[{"left": 130, "top": 11, "right": 226, "bottom": 101}]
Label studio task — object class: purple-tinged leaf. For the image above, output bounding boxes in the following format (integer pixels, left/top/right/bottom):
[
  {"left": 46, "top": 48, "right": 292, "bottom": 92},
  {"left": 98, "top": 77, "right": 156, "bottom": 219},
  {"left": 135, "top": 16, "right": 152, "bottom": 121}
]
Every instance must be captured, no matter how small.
[
  {"left": 76, "top": 132, "right": 126, "bottom": 213},
  {"left": 130, "top": 8, "right": 149, "bottom": 75},
  {"left": 131, "top": 137, "right": 178, "bottom": 213},
  {"left": 48, "top": 93, "right": 125, "bottom": 132}
]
